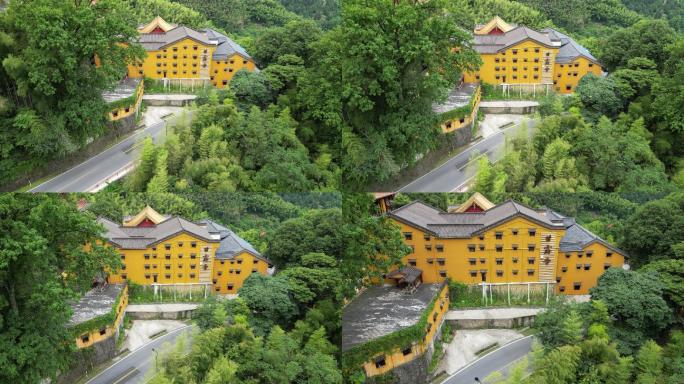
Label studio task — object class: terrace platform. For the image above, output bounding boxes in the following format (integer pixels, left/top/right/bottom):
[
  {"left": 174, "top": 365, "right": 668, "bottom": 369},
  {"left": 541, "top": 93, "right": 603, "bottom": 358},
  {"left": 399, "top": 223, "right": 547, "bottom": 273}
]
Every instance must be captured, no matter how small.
[
  {"left": 433, "top": 83, "right": 478, "bottom": 114},
  {"left": 69, "top": 283, "right": 124, "bottom": 326}
]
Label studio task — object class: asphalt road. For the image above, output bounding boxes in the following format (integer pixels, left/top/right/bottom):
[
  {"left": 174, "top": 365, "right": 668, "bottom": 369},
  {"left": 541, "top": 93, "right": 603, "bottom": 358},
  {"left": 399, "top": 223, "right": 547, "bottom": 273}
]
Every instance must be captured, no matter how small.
[
  {"left": 442, "top": 335, "right": 534, "bottom": 384},
  {"left": 29, "top": 114, "right": 177, "bottom": 193},
  {"left": 399, "top": 119, "right": 538, "bottom": 192},
  {"left": 86, "top": 325, "right": 194, "bottom": 384}
]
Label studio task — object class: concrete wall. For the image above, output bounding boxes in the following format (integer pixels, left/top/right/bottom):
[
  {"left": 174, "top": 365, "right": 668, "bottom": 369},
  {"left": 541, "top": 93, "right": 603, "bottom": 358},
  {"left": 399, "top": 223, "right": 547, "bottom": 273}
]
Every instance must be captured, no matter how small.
[
  {"left": 127, "top": 308, "right": 196, "bottom": 320},
  {"left": 447, "top": 315, "right": 536, "bottom": 330},
  {"left": 143, "top": 97, "right": 195, "bottom": 107},
  {"left": 110, "top": 109, "right": 138, "bottom": 135},
  {"left": 480, "top": 105, "right": 537, "bottom": 114}
]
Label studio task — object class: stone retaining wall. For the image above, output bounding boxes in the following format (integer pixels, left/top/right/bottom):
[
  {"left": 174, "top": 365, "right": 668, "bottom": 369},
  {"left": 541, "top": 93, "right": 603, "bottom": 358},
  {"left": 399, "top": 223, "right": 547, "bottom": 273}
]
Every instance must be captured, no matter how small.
[
  {"left": 56, "top": 327, "right": 120, "bottom": 384},
  {"left": 480, "top": 104, "right": 537, "bottom": 114},
  {"left": 126, "top": 308, "right": 195, "bottom": 320},
  {"left": 447, "top": 315, "right": 536, "bottom": 330}
]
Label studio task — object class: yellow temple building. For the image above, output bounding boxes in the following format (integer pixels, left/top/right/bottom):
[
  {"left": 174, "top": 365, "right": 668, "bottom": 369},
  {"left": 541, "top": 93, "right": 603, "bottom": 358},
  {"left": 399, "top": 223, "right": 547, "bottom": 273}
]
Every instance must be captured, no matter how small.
[
  {"left": 464, "top": 17, "right": 602, "bottom": 94},
  {"left": 127, "top": 17, "right": 257, "bottom": 88},
  {"left": 388, "top": 195, "right": 626, "bottom": 295},
  {"left": 98, "top": 206, "right": 273, "bottom": 294}
]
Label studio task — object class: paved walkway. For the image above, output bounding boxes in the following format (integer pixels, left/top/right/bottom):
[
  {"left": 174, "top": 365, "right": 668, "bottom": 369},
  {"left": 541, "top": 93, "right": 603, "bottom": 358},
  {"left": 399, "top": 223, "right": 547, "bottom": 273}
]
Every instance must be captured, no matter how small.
[
  {"left": 126, "top": 303, "right": 200, "bottom": 312},
  {"left": 446, "top": 307, "right": 544, "bottom": 320}
]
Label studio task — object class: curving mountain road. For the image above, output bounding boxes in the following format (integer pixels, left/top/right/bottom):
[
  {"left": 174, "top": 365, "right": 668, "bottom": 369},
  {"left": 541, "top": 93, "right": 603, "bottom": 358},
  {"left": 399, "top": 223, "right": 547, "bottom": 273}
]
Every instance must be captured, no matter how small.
[
  {"left": 398, "top": 118, "right": 538, "bottom": 192},
  {"left": 441, "top": 335, "right": 534, "bottom": 384},
  {"left": 29, "top": 107, "right": 187, "bottom": 193},
  {"left": 86, "top": 324, "right": 194, "bottom": 384}
]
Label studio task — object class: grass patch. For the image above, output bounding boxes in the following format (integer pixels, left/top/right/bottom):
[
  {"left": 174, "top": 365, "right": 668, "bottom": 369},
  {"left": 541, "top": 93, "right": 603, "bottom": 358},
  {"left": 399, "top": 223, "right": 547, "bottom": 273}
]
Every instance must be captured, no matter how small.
[
  {"left": 475, "top": 342, "right": 500, "bottom": 357},
  {"left": 144, "top": 78, "right": 211, "bottom": 95},
  {"left": 128, "top": 282, "right": 207, "bottom": 304},
  {"left": 448, "top": 281, "right": 552, "bottom": 309}
]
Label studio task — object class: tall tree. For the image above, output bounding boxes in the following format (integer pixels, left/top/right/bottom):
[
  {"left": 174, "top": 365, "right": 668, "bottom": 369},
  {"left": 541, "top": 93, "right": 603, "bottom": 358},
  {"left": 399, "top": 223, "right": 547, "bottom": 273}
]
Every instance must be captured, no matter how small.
[
  {"left": 599, "top": 19, "right": 677, "bottom": 72},
  {"left": 0, "top": 194, "right": 121, "bottom": 383},
  {"left": 238, "top": 274, "right": 299, "bottom": 335},
  {"left": 635, "top": 340, "right": 664, "bottom": 384},
  {"left": 0, "top": 0, "right": 144, "bottom": 180},
  {"left": 590, "top": 268, "right": 673, "bottom": 354},
  {"left": 300, "top": 0, "right": 481, "bottom": 189},
  {"left": 340, "top": 193, "right": 411, "bottom": 297},
  {"left": 620, "top": 193, "right": 684, "bottom": 267}
]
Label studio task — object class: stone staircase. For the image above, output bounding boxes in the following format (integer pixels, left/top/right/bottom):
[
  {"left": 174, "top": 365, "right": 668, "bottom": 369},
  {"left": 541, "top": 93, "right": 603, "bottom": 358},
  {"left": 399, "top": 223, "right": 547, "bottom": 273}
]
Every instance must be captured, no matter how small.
[{"left": 538, "top": 232, "right": 557, "bottom": 282}]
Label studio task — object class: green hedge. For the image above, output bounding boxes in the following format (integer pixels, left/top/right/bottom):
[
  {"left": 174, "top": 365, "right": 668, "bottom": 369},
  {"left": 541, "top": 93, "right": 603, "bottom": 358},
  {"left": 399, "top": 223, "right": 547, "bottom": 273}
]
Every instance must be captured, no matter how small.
[
  {"left": 341, "top": 282, "right": 446, "bottom": 372},
  {"left": 108, "top": 79, "right": 144, "bottom": 110},
  {"left": 70, "top": 285, "right": 126, "bottom": 337}
]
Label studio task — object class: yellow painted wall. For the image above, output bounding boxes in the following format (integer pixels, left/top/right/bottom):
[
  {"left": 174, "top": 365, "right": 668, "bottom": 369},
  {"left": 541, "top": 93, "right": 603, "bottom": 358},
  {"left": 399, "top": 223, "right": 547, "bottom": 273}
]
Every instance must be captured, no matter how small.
[
  {"left": 441, "top": 86, "right": 481, "bottom": 134},
  {"left": 555, "top": 242, "right": 624, "bottom": 295},
  {"left": 553, "top": 56, "right": 602, "bottom": 94},
  {"left": 127, "top": 38, "right": 216, "bottom": 80},
  {"left": 109, "top": 79, "right": 145, "bottom": 121},
  {"left": 76, "top": 285, "right": 129, "bottom": 349},
  {"left": 210, "top": 54, "right": 257, "bottom": 88},
  {"left": 212, "top": 251, "right": 270, "bottom": 294},
  {"left": 464, "top": 40, "right": 558, "bottom": 85},
  {"left": 126, "top": 37, "right": 257, "bottom": 89},
  {"left": 108, "top": 232, "right": 220, "bottom": 286},
  {"left": 393, "top": 217, "right": 565, "bottom": 285},
  {"left": 363, "top": 284, "right": 450, "bottom": 377}
]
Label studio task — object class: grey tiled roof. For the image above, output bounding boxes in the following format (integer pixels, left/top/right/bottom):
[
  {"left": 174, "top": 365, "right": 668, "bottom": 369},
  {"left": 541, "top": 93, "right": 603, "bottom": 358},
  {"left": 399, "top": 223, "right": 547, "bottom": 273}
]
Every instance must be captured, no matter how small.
[
  {"left": 197, "top": 219, "right": 269, "bottom": 263},
  {"left": 558, "top": 223, "right": 625, "bottom": 256},
  {"left": 472, "top": 26, "right": 556, "bottom": 54},
  {"left": 541, "top": 28, "right": 597, "bottom": 64},
  {"left": 387, "top": 266, "right": 423, "bottom": 284},
  {"left": 433, "top": 83, "right": 478, "bottom": 114},
  {"left": 69, "top": 284, "right": 124, "bottom": 326},
  {"left": 390, "top": 200, "right": 624, "bottom": 255},
  {"left": 102, "top": 78, "right": 141, "bottom": 103},
  {"left": 342, "top": 283, "right": 443, "bottom": 351},
  {"left": 98, "top": 216, "right": 216, "bottom": 249},
  {"left": 137, "top": 25, "right": 214, "bottom": 51},
  {"left": 390, "top": 200, "right": 564, "bottom": 238},
  {"left": 204, "top": 28, "right": 251, "bottom": 60}
]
